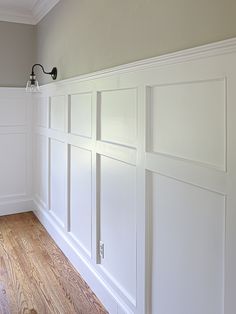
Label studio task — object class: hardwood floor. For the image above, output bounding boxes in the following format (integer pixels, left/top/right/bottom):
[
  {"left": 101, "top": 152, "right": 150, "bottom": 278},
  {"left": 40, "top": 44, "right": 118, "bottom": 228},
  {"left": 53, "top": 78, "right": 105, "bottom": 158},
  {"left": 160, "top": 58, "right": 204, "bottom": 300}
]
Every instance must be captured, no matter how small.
[{"left": 0, "top": 212, "right": 108, "bottom": 314}]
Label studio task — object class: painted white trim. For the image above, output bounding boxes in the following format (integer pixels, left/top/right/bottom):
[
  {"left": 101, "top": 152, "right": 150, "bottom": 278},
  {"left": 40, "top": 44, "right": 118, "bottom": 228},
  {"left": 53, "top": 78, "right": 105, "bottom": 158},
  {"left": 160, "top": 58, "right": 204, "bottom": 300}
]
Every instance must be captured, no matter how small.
[
  {"left": 41, "top": 37, "right": 236, "bottom": 89},
  {"left": 33, "top": 199, "right": 133, "bottom": 314},
  {"left": 0, "top": 0, "right": 60, "bottom": 25},
  {"left": 0, "top": 199, "right": 33, "bottom": 216},
  {"left": 0, "top": 37, "right": 232, "bottom": 313},
  {"left": 34, "top": 39, "right": 236, "bottom": 314},
  {"left": 32, "top": 0, "right": 60, "bottom": 24},
  {"left": 0, "top": 9, "right": 34, "bottom": 25}
]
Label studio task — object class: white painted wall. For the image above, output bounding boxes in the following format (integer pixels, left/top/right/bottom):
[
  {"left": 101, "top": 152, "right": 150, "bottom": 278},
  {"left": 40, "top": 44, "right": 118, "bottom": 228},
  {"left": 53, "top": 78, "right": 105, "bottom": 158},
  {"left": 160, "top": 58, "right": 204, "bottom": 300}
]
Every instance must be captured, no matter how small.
[
  {"left": 0, "top": 88, "right": 32, "bottom": 215},
  {"left": 30, "top": 39, "right": 236, "bottom": 314}
]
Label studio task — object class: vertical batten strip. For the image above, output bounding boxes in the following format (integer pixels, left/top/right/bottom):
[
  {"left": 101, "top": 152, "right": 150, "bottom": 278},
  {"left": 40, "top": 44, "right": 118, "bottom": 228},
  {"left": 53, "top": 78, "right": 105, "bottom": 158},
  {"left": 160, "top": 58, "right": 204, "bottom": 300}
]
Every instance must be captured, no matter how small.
[
  {"left": 135, "top": 85, "right": 147, "bottom": 313},
  {"left": 92, "top": 91, "right": 100, "bottom": 263}
]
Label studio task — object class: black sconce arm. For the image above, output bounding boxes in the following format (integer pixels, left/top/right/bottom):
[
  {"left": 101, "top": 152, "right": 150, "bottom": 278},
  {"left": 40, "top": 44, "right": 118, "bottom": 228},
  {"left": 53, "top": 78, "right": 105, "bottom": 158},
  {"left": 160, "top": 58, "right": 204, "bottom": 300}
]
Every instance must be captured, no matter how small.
[{"left": 31, "top": 64, "right": 57, "bottom": 80}]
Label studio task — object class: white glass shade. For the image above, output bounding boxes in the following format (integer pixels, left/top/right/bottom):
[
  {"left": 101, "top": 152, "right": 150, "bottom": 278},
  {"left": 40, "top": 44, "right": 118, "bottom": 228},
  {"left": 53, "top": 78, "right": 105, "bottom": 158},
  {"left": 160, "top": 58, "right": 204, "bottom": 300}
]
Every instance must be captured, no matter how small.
[{"left": 26, "top": 78, "right": 40, "bottom": 93}]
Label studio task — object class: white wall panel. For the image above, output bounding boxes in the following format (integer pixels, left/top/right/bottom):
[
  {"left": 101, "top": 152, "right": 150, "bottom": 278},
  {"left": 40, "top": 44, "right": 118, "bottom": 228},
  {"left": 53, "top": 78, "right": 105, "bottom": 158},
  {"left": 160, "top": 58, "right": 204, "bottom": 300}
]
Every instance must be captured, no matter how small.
[
  {"left": 50, "top": 139, "right": 67, "bottom": 226},
  {"left": 0, "top": 89, "right": 32, "bottom": 215},
  {"left": 100, "top": 156, "right": 136, "bottom": 304},
  {"left": 0, "top": 97, "right": 26, "bottom": 126},
  {"left": 100, "top": 89, "right": 137, "bottom": 147},
  {"left": 0, "top": 133, "right": 27, "bottom": 197},
  {"left": 151, "top": 174, "right": 225, "bottom": 314},
  {"left": 70, "top": 93, "right": 92, "bottom": 138},
  {"left": 50, "top": 95, "right": 66, "bottom": 132},
  {"left": 151, "top": 79, "right": 226, "bottom": 169},
  {"left": 35, "top": 96, "right": 48, "bottom": 128},
  {"left": 70, "top": 145, "right": 92, "bottom": 256}
]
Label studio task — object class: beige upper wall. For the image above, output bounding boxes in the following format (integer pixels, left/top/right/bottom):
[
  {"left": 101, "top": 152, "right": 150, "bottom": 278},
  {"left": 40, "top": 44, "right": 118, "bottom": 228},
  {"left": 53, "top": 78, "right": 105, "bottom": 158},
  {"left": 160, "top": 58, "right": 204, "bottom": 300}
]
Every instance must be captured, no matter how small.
[
  {"left": 0, "top": 21, "right": 35, "bottom": 87},
  {"left": 1, "top": 0, "right": 236, "bottom": 86},
  {"left": 36, "top": 0, "right": 236, "bottom": 84}
]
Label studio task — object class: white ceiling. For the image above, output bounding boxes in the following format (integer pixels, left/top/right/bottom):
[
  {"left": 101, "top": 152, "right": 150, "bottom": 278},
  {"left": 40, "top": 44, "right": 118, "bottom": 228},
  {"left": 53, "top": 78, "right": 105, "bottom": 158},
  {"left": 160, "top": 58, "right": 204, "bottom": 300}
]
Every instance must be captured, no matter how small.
[{"left": 0, "top": 0, "right": 60, "bottom": 24}]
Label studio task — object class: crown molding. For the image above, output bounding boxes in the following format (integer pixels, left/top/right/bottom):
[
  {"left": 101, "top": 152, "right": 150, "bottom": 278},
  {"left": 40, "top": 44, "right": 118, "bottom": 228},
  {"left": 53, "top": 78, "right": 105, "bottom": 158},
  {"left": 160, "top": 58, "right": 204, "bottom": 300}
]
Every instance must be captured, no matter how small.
[
  {"left": 32, "top": 0, "right": 60, "bottom": 24},
  {"left": 0, "top": 8, "right": 34, "bottom": 25},
  {"left": 0, "top": 0, "right": 60, "bottom": 25}
]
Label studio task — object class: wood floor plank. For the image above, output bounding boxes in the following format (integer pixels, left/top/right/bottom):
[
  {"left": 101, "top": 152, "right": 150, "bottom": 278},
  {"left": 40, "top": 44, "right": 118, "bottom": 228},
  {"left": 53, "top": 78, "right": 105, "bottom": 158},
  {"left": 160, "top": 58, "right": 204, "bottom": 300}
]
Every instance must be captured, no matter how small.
[{"left": 0, "top": 212, "right": 108, "bottom": 314}]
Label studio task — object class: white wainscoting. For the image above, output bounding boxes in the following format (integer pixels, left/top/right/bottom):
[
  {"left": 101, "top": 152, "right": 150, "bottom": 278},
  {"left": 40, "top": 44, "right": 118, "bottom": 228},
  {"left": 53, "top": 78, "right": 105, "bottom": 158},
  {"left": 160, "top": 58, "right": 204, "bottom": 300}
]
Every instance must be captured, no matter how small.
[
  {"left": 33, "top": 38, "right": 236, "bottom": 314},
  {"left": 0, "top": 88, "right": 32, "bottom": 215}
]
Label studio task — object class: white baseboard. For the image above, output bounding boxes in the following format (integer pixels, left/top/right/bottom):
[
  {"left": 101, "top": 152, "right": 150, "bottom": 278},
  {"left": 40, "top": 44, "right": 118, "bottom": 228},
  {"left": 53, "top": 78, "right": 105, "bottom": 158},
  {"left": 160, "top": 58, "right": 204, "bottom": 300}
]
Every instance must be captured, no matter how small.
[
  {"left": 33, "top": 199, "right": 132, "bottom": 314},
  {"left": 0, "top": 198, "right": 33, "bottom": 216}
]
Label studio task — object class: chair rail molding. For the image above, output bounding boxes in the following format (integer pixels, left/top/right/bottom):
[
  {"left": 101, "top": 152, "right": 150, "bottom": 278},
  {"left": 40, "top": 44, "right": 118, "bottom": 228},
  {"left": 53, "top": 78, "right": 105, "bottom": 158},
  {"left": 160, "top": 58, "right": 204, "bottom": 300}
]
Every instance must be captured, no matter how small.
[{"left": 41, "top": 37, "right": 236, "bottom": 89}]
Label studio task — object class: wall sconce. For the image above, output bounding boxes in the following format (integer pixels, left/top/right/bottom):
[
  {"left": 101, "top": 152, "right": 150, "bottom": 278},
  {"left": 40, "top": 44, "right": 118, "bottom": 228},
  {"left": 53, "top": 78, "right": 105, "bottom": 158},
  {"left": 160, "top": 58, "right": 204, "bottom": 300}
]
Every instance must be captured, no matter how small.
[{"left": 26, "top": 64, "right": 57, "bottom": 92}]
